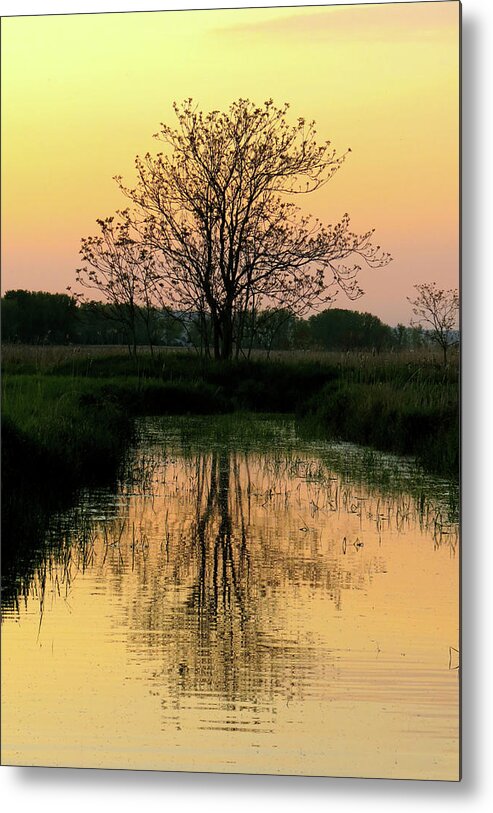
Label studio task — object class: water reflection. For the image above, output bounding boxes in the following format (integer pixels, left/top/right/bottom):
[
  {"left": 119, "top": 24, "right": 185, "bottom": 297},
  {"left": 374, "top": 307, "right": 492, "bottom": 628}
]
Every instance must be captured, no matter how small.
[{"left": 1, "top": 417, "right": 459, "bottom": 778}]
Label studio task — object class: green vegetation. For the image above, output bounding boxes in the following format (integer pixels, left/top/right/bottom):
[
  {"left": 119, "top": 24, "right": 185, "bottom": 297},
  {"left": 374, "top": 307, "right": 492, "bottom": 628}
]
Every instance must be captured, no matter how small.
[
  {"left": 2, "top": 290, "right": 431, "bottom": 353},
  {"left": 1, "top": 348, "right": 458, "bottom": 605},
  {"left": 308, "top": 308, "right": 393, "bottom": 352},
  {"left": 299, "top": 380, "right": 458, "bottom": 478},
  {"left": 1, "top": 290, "right": 182, "bottom": 348},
  {"left": 146, "top": 413, "right": 459, "bottom": 524},
  {"left": 2, "top": 345, "right": 459, "bottom": 479},
  {"left": 1, "top": 290, "right": 78, "bottom": 344},
  {"left": 2, "top": 375, "right": 132, "bottom": 485},
  {"left": 1, "top": 374, "right": 133, "bottom": 605}
]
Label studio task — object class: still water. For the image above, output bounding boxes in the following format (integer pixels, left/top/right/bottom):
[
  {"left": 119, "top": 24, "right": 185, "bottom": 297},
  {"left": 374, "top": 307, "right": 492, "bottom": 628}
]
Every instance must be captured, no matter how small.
[{"left": 1, "top": 416, "right": 459, "bottom": 779}]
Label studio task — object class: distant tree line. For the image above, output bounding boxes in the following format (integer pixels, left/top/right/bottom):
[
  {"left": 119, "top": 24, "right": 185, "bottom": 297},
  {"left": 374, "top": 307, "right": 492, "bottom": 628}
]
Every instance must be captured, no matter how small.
[
  {"left": 2, "top": 289, "right": 435, "bottom": 354},
  {"left": 1, "top": 290, "right": 181, "bottom": 349}
]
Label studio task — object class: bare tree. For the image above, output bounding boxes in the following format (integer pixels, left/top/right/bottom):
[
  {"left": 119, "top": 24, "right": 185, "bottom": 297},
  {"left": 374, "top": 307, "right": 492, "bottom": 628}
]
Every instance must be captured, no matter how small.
[
  {"left": 408, "top": 282, "right": 459, "bottom": 364},
  {"left": 76, "top": 213, "right": 161, "bottom": 357},
  {"left": 116, "top": 98, "right": 391, "bottom": 360}
]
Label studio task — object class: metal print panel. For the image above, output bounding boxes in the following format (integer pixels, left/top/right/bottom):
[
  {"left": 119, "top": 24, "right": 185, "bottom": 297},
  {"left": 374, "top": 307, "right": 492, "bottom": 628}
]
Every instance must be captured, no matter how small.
[{"left": 1, "top": 1, "right": 460, "bottom": 780}]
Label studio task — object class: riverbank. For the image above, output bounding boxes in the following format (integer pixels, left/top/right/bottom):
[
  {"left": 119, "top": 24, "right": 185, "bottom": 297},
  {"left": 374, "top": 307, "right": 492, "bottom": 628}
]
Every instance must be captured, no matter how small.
[
  {"left": 1, "top": 375, "right": 134, "bottom": 603},
  {"left": 1, "top": 349, "right": 458, "bottom": 604},
  {"left": 2, "top": 346, "right": 459, "bottom": 480}
]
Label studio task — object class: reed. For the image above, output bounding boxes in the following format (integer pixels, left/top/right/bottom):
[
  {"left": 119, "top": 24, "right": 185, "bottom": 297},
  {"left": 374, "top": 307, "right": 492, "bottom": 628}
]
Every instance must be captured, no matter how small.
[{"left": 2, "top": 345, "right": 459, "bottom": 479}]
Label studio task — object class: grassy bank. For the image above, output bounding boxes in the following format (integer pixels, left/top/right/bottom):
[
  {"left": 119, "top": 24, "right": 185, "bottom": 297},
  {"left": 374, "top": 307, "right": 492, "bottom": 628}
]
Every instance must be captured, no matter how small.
[
  {"left": 298, "top": 380, "right": 458, "bottom": 478},
  {"left": 2, "top": 376, "right": 133, "bottom": 488},
  {"left": 2, "top": 346, "right": 459, "bottom": 479},
  {"left": 1, "top": 375, "right": 134, "bottom": 604},
  {"left": 1, "top": 348, "right": 458, "bottom": 602}
]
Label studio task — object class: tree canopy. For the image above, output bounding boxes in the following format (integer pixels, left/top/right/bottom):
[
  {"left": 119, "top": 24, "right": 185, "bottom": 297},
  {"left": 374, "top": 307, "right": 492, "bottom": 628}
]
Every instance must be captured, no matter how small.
[
  {"left": 408, "top": 282, "right": 459, "bottom": 364},
  {"left": 76, "top": 98, "right": 390, "bottom": 359},
  {"left": 2, "top": 290, "right": 77, "bottom": 344},
  {"left": 308, "top": 308, "right": 393, "bottom": 352}
]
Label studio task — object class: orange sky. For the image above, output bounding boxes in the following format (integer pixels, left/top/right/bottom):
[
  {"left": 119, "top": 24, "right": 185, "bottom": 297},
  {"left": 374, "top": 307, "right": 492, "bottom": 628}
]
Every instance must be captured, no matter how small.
[{"left": 1, "top": 2, "right": 459, "bottom": 325}]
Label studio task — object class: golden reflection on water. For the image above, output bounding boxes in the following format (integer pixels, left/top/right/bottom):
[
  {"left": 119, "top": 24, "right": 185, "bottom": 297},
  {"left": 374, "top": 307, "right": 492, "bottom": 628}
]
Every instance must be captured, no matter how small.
[{"left": 1, "top": 417, "right": 459, "bottom": 779}]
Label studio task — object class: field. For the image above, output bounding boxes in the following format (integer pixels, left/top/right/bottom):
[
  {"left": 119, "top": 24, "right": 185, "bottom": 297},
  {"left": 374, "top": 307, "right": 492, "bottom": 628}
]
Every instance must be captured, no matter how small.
[{"left": 2, "top": 342, "right": 457, "bottom": 371}]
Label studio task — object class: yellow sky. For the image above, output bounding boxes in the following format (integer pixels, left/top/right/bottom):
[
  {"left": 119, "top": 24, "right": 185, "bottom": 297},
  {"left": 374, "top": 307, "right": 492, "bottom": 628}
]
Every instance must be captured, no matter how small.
[{"left": 1, "top": 2, "right": 459, "bottom": 324}]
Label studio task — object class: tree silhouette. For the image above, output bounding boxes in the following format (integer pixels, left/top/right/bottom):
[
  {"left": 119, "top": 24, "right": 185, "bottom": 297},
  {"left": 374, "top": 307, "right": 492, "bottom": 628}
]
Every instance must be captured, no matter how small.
[
  {"left": 408, "top": 282, "right": 459, "bottom": 364},
  {"left": 1, "top": 290, "right": 77, "bottom": 344},
  {"left": 308, "top": 308, "right": 392, "bottom": 352},
  {"left": 114, "top": 98, "right": 391, "bottom": 360},
  {"left": 76, "top": 213, "right": 161, "bottom": 357}
]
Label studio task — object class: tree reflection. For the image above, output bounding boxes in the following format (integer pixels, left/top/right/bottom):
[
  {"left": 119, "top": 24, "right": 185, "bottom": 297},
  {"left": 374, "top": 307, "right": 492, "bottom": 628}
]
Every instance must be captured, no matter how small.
[
  {"left": 4, "top": 422, "right": 459, "bottom": 725},
  {"left": 120, "top": 448, "right": 391, "bottom": 712}
]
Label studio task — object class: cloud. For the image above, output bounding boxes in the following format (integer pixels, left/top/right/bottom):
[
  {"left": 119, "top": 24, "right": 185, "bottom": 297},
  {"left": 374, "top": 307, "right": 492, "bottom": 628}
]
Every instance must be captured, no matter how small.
[{"left": 212, "top": 3, "right": 459, "bottom": 45}]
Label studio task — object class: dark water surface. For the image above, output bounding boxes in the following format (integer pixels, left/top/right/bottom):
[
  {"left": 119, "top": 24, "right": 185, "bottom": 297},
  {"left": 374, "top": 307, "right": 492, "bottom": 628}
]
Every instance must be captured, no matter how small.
[{"left": 1, "top": 415, "right": 459, "bottom": 778}]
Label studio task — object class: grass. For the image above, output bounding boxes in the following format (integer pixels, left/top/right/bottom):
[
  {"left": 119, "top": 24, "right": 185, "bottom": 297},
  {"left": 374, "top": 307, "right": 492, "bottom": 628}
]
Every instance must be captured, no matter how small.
[
  {"left": 298, "top": 378, "right": 458, "bottom": 478},
  {"left": 136, "top": 412, "right": 458, "bottom": 523},
  {"left": 1, "top": 348, "right": 458, "bottom": 608},
  {"left": 1, "top": 375, "right": 131, "bottom": 606},
  {"left": 2, "top": 344, "right": 459, "bottom": 479},
  {"left": 2, "top": 344, "right": 457, "bottom": 380},
  {"left": 2, "top": 375, "right": 132, "bottom": 485}
]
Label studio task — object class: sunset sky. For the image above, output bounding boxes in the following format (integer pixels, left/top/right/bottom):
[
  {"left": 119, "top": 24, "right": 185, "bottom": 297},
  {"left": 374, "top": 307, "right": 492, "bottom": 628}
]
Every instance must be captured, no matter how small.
[{"left": 1, "top": 1, "right": 460, "bottom": 325}]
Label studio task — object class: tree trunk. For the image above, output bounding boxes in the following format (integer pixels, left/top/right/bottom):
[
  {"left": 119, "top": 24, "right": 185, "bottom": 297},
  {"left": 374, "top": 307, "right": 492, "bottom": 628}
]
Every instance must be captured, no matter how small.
[
  {"left": 221, "top": 319, "right": 233, "bottom": 360},
  {"left": 212, "top": 317, "right": 221, "bottom": 361}
]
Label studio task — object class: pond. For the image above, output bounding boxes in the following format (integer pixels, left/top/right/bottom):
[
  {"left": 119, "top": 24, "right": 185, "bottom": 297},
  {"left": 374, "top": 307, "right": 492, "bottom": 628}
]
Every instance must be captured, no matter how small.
[{"left": 1, "top": 415, "right": 459, "bottom": 779}]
